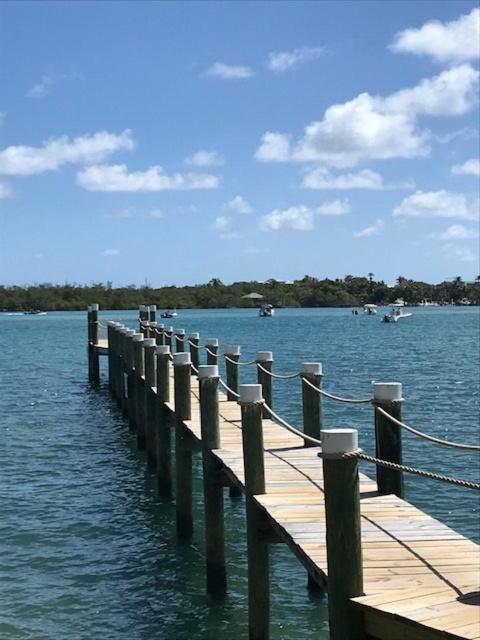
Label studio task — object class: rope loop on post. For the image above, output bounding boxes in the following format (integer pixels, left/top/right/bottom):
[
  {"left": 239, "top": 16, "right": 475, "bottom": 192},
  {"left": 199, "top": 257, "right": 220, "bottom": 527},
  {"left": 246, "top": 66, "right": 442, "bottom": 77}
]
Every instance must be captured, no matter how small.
[
  {"left": 376, "top": 407, "right": 480, "bottom": 451},
  {"left": 301, "top": 376, "right": 372, "bottom": 404},
  {"left": 256, "top": 362, "right": 300, "bottom": 380}
]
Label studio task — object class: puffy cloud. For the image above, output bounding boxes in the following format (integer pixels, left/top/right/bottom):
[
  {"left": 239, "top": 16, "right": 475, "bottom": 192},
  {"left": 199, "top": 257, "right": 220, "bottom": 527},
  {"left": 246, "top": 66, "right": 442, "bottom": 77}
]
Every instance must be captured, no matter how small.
[
  {"left": 451, "top": 158, "right": 480, "bottom": 176},
  {"left": 0, "top": 182, "right": 12, "bottom": 199},
  {"left": 0, "top": 130, "right": 134, "bottom": 176},
  {"left": 260, "top": 200, "right": 349, "bottom": 231},
  {"left": 393, "top": 190, "right": 479, "bottom": 221},
  {"left": 354, "top": 219, "right": 385, "bottom": 238},
  {"left": 390, "top": 8, "right": 480, "bottom": 64},
  {"left": 267, "top": 46, "right": 325, "bottom": 73},
  {"left": 431, "top": 224, "right": 479, "bottom": 241},
  {"left": 255, "top": 65, "right": 478, "bottom": 167},
  {"left": 204, "top": 62, "right": 254, "bottom": 79},
  {"left": 184, "top": 150, "right": 223, "bottom": 167},
  {"left": 77, "top": 164, "right": 219, "bottom": 191},
  {"left": 101, "top": 248, "right": 120, "bottom": 257},
  {"left": 303, "top": 167, "right": 384, "bottom": 190},
  {"left": 226, "top": 195, "right": 253, "bottom": 214}
]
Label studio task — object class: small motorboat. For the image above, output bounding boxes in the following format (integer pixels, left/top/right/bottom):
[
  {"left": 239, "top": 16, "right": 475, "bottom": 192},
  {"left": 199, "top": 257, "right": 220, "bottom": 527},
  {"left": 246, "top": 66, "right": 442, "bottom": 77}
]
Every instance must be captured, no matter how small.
[
  {"left": 259, "top": 304, "right": 274, "bottom": 317},
  {"left": 363, "top": 304, "right": 377, "bottom": 316},
  {"left": 161, "top": 308, "right": 177, "bottom": 318},
  {"left": 382, "top": 305, "right": 412, "bottom": 323},
  {"left": 23, "top": 310, "right": 47, "bottom": 315}
]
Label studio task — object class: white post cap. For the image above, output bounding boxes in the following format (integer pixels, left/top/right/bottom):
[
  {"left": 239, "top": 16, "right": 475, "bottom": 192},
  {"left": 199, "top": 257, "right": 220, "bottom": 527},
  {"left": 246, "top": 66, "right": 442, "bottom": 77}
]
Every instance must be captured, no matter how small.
[
  {"left": 225, "top": 345, "right": 241, "bottom": 356},
  {"left": 198, "top": 365, "right": 219, "bottom": 380},
  {"left": 157, "top": 323, "right": 165, "bottom": 330},
  {"left": 189, "top": 332, "right": 200, "bottom": 340},
  {"left": 143, "top": 321, "right": 150, "bottom": 327},
  {"left": 302, "top": 362, "right": 323, "bottom": 375},
  {"left": 126, "top": 329, "right": 136, "bottom": 336},
  {"left": 107, "top": 320, "right": 116, "bottom": 326},
  {"left": 119, "top": 327, "right": 129, "bottom": 334},
  {"left": 164, "top": 325, "right": 173, "bottom": 332},
  {"left": 132, "top": 333, "right": 144, "bottom": 342},
  {"left": 321, "top": 429, "right": 358, "bottom": 455},
  {"left": 156, "top": 345, "right": 170, "bottom": 355},
  {"left": 173, "top": 352, "right": 191, "bottom": 366},
  {"left": 91, "top": 303, "right": 99, "bottom": 311},
  {"left": 373, "top": 382, "right": 403, "bottom": 402},
  {"left": 149, "top": 305, "right": 157, "bottom": 312},
  {"left": 206, "top": 338, "right": 218, "bottom": 347},
  {"left": 175, "top": 328, "right": 185, "bottom": 336},
  {"left": 256, "top": 351, "right": 273, "bottom": 362},
  {"left": 150, "top": 321, "right": 157, "bottom": 328},
  {"left": 144, "top": 338, "right": 156, "bottom": 347},
  {"left": 239, "top": 384, "right": 263, "bottom": 404},
  {"left": 139, "top": 305, "right": 147, "bottom": 311}
]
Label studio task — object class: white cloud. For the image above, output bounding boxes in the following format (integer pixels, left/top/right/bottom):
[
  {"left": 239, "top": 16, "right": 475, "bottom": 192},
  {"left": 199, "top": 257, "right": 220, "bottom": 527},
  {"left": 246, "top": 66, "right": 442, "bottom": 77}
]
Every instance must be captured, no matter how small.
[
  {"left": 27, "top": 75, "right": 55, "bottom": 99},
  {"left": 260, "top": 200, "right": 349, "bottom": 231},
  {"left": 101, "top": 249, "right": 120, "bottom": 257},
  {"left": 390, "top": 8, "right": 480, "bottom": 64},
  {"left": 431, "top": 224, "right": 479, "bottom": 241},
  {"left": 303, "top": 167, "right": 384, "bottom": 190},
  {"left": 451, "top": 158, "right": 480, "bottom": 176},
  {"left": 77, "top": 164, "right": 219, "bottom": 191},
  {"left": 213, "top": 216, "right": 231, "bottom": 231},
  {"left": 442, "top": 243, "right": 478, "bottom": 262},
  {"left": 226, "top": 195, "right": 253, "bottom": 214},
  {"left": 205, "top": 62, "right": 254, "bottom": 79},
  {"left": 354, "top": 219, "right": 385, "bottom": 238},
  {"left": 0, "top": 130, "right": 134, "bottom": 176},
  {"left": 184, "top": 150, "right": 223, "bottom": 167},
  {"left": 0, "top": 182, "right": 12, "bottom": 199},
  {"left": 267, "top": 47, "right": 325, "bottom": 73},
  {"left": 393, "top": 190, "right": 479, "bottom": 221},
  {"left": 255, "top": 65, "right": 478, "bottom": 167}
]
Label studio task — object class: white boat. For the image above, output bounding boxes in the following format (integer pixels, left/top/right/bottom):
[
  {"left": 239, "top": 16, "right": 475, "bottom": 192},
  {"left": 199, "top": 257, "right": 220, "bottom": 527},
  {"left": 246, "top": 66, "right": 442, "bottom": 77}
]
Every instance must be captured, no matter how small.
[
  {"left": 419, "top": 299, "right": 439, "bottom": 307},
  {"left": 363, "top": 304, "right": 377, "bottom": 316},
  {"left": 161, "top": 308, "right": 177, "bottom": 318},
  {"left": 259, "top": 304, "right": 274, "bottom": 317},
  {"left": 382, "top": 305, "right": 412, "bottom": 323}
]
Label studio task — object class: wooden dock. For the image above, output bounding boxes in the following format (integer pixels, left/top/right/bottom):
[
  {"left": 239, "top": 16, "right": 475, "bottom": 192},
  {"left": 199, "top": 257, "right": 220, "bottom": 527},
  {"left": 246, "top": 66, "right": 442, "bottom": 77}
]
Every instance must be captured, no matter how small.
[{"left": 87, "top": 306, "right": 480, "bottom": 640}]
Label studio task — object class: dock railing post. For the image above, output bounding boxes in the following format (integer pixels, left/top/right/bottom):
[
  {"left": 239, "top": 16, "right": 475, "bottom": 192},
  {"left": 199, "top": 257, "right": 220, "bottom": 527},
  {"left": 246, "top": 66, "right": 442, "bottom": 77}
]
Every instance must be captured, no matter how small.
[
  {"left": 189, "top": 333, "right": 200, "bottom": 374},
  {"left": 107, "top": 321, "right": 114, "bottom": 392},
  {"left": 373, "top": 382, "right": 404, "bottom": 498},
  {"left": 239, "top": 384, "right": 269, "bottom": 640},
  {"left": 175, "top": 329, "right": 186, "bottom": 354},
  {"left": 164, "top": 326, "right": 173, "bottom": 351},
  {"left": 126, "top": 332, "right": 139, "bottom": 430},
  {"left": 116, "top": 327, "right": 128, "bottom": 407},
  {"left": 199, "top": 364, "right": 227, "bottom": 593},
  {"left": 133, "top": 333, "right": 146, "bottom": 448},
  {"left": 139, "top": 305, "right": 148, "bottom": 332},
  {"left": 155, "top": 323, "right": 165, "bottom": 346},
  {"left": 87, "top": 306, "right": 92, "bottom": 379},
  {"left": 149, "top": 305, "right": 156, "bottom": 323},
  {"left": 144, "top": 337, "right": 157, "bottom": 469},
  {"left": 122, "top": 329, "right": 135, "bottom": 416},
  {"left": 206, "top": 338, "right": 218, "bottom": 366},
  {"left": 225, "top": 345, "right": 241, "bottom": 401},
  {"left": 156, "top": 345, "right": 172, "bottom": 497},
  {"left": 256, "top": 351, "right": 273, "bottom": 418},
  {"left": 174, "top": 352, "right": 193, "bottom": 538},
  {"left": 302, "top": 363, "right": 323, "bottom": 447},
  {"left": 321, "top": 429, "right": 364, "bottom": 640},
  {"left": 90, "top": 304, "right": 100, "bottom": 384}
]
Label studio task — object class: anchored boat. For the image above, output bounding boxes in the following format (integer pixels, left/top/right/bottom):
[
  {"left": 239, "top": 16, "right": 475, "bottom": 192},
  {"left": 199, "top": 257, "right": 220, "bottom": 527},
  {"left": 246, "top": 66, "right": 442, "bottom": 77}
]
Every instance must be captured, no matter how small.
[
  {"left": 382, "top": 305, "right": 412, "bottom": 323},
  {"left": 363, "top": 304, "right": 377, "bottom": 315},
  {"left": 259, "top": 304, "right": 274, "bottom": 317},
  {"left": 161, "top": 308, "right": 177, "bottom": 318}
]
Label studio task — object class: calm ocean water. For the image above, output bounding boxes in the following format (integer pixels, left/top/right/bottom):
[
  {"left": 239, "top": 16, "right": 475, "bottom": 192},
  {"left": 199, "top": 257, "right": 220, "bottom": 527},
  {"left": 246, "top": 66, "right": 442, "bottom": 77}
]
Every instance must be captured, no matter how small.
[{"left": 1, "top": 307, "right": 479, "bottom": 639}]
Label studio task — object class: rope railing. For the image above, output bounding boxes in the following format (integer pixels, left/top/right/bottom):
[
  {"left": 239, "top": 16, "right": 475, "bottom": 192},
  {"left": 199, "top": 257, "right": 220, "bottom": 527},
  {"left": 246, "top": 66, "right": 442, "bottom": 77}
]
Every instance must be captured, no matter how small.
[
  {"left": 175, "top": 334, "right": 187, "bottom": 342},
  {"left": 224, "top": 354, "right": 256, "bottom": 366},
  {"left": 358, "top": 452, "right": 480, "bottom": 490},
  {"left": 376, "top": 406, "right": 480, "bottom": 451},
  {"left": 205, "top": 347, "right": 219, "bottom": 359},
  {"left": 256, "top": 362, "right": 301, "bottom": 380},
  {"left": 218, "top": 377, "right": 240, "bottom": 399},
  {"left": 262, "top": 402, "right": 323, "bottom": 446},
  {"left": 301, "top": 376, "right": 372, "bottom": 404},
  {"left": 188, "top": 340, "right": 201, "bottom": 349}
]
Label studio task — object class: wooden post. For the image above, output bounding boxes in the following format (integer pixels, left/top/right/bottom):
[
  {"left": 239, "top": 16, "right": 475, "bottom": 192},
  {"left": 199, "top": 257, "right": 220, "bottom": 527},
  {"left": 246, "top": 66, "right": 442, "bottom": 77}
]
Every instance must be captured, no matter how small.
[
  {"left": 107, "top": 321, "right": 114, "bottom": 392},
  {"left": 122, "top": 329, "right": 136, "bottom": 416},
  {"left": 189, "top": 332, "right": 200, "bottom": 374},
  {"left": 239, "top": 384, "right": 269, "bottom": 640},
  {"left": 144, "top": 337, "right": 157, "bottom": 470},
  {"left": 225, "top": 345, "right": 241, "bottom": 401},
  {"left": 164, "top": 326, "right": 173, "bottom": 351},
  {"left": 373, "top": 383, "right": 404, "bottom": 498},
  {"left": 206, "top": 338, "right": 218, "bottom": 366},
  {"left": 149, "top": 304, "right": 156, "bottom": 323},
  {"left": 87, "top": 306, "right": 92, "bottom": 380},
  {"left": 175, "top": 329, "right": 186, "bottom": 354},
  {"left": 116, "top": 326, "right": 128, "bottom": 408},
  {"left": 149, "top": 321, "right": 157, "bottom": 341},
  {"left": 133, "top": 333, "right": 146, "bottom": 447},
  {"left": 199, "top": 364, "right": 226, "bottom": 593},
  {"left": 141, "top": 320, "right": 149, "bottom": 338},
  {"left": 301, "top": 363, "right": 323, "bottom": 447},
  {"left": 256, "top": 351, "right": 273, "bottom": 418},
  {"left": 174, "top": 352, "right": 193, "bottom": 538},
  {"left": 155, "top": 323, "right": 165, "bottom": 346},
  {"left": 90, "top": 304, "right": 100, "bottom": 384},
  {"left": 125, "top": 331, "right": 139, "bottom": 430},
  {"left": 156, "top": 345, "right": 172, "bottom": 497},
  {"left": 321, "top": 429, "right": 364, "bottom": 640},
  {"left": 139, "top": 304, "right": 148, "bottom": 330}
]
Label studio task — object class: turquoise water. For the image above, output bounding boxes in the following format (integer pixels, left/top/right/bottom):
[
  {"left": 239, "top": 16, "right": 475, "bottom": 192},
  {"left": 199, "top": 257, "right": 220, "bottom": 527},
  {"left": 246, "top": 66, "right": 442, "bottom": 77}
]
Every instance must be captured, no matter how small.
[{"left": 1, "top": 307, "right": 479, "bottom": 639}]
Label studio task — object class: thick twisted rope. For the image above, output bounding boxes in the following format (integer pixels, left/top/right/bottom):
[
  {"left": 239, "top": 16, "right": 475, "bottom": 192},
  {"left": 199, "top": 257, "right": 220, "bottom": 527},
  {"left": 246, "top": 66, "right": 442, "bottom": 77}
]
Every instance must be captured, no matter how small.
[
  {"left": 188, "top": 340, "right": 200, "bottom": 349},
  {"left": 256, "top": 362, "right": 300, "bottom": 380},
  {"left": 190, "top": 363, "right": 199, "bottom": 375},
  {"left": 376, "top": 407, "right": 480, "bottom": 451},
  {"left": 205, "top": 347, "right": 219, "bottom": 358},
  {"left": 262, "top": 402, "right": 322, "bottom": 446},
  {"left": 175, "top": 334, "right": 187, "bottom": 343},
  {"left": 224, "top": 354, "right": 256, "bottom": 366},
  {"left": 301, "top": 376, "right": 372, "bottom": 404},
  {"left": 218, "top": 377, "right": 240, "bottom": 399},
  {"left": 358, "top": 452, "right": 480, "bottom": 490}
]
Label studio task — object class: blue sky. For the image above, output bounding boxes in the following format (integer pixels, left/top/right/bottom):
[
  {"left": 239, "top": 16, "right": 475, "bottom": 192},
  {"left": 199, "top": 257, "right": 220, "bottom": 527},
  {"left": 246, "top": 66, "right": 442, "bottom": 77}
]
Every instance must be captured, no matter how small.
[{"left": 1, "top": 0, "right": 479, "bottom": 286}]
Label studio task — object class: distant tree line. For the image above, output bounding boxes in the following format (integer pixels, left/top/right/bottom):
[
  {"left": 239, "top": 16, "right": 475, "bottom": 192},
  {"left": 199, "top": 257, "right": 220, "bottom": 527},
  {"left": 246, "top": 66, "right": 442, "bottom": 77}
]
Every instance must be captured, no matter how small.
[{"left": 1, "top": 275, "right": 479, "bottom": 311}]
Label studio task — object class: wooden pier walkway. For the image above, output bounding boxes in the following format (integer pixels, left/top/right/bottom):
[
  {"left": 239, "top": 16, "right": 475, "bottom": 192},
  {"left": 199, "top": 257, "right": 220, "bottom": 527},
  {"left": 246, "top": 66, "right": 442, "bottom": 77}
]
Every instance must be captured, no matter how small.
[{"left": 87, "top": 305, "right": 480, "bottom": 640}]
